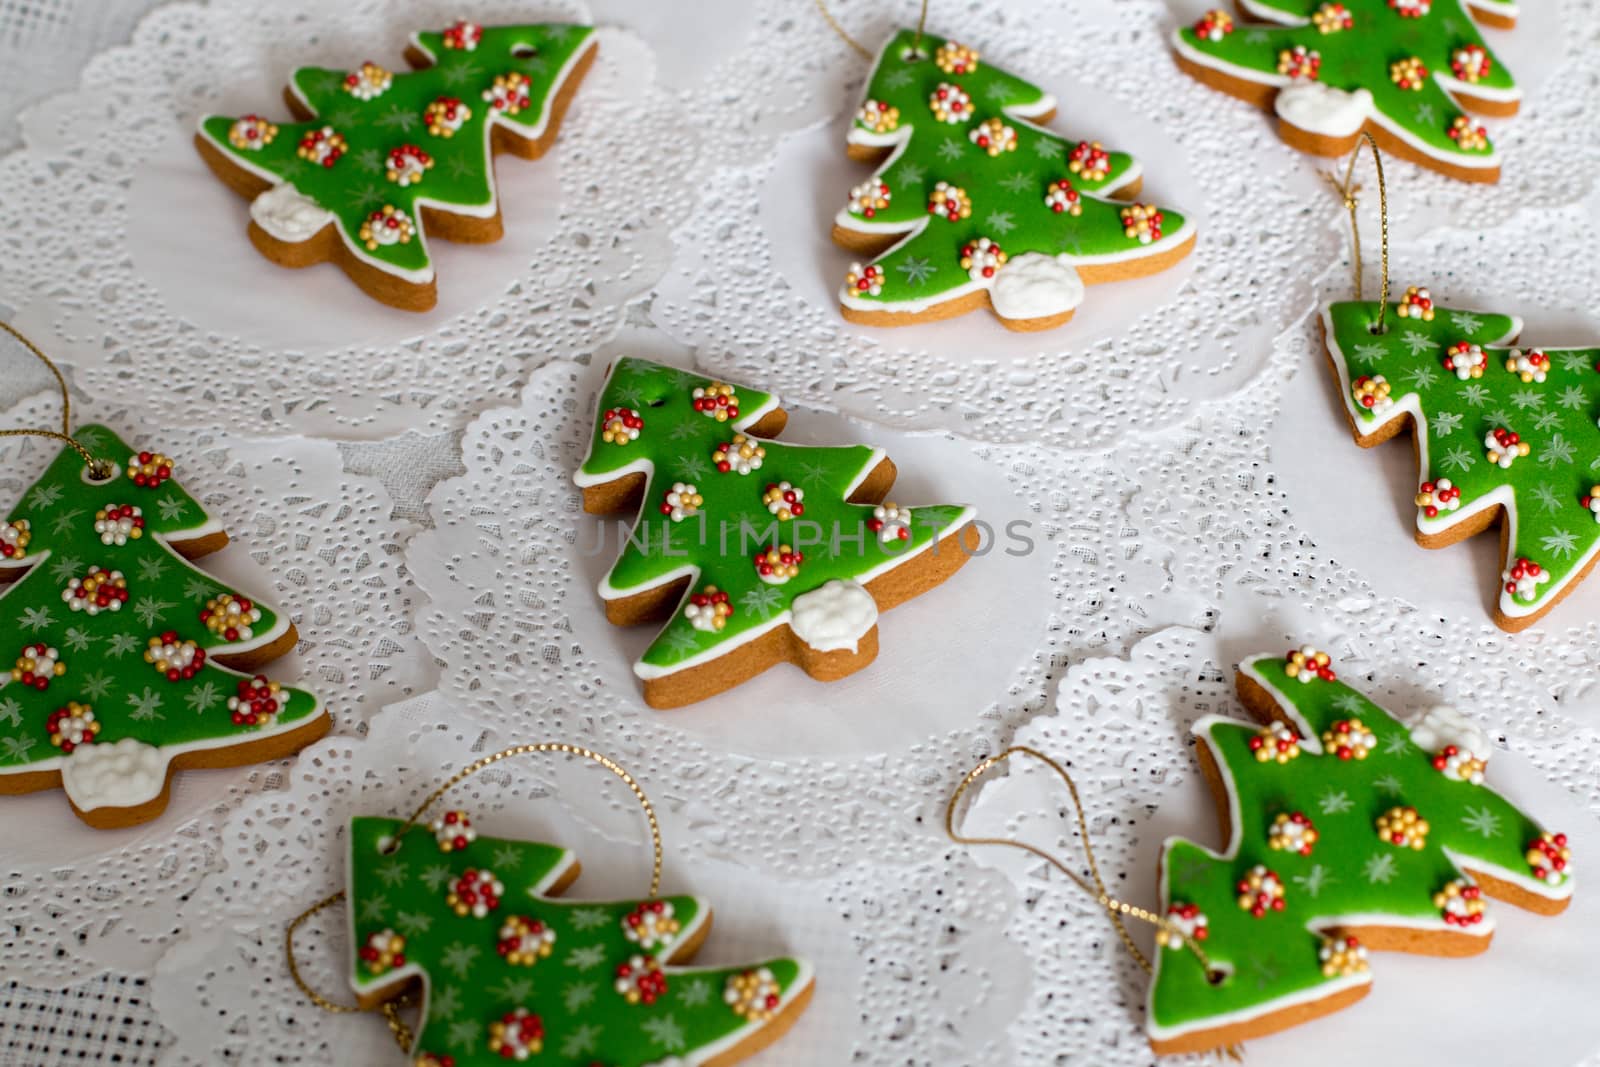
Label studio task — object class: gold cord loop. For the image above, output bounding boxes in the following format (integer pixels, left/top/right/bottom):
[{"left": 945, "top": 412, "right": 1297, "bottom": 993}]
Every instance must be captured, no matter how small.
[
  {"left": 813, "top": 0, "right": 930, "bottom": 60},
  {"left": 1326, "top": 131, "right": 1391, "bottom": 334},
  {"left": 0, "top": 319, "right": 112, "bottom": 477},
  {"left": 946, "top": 746, "right": 1220, "bottom": 979},
  {"left": 284, "top": 744, "right": 664, "bottom": 1053}
]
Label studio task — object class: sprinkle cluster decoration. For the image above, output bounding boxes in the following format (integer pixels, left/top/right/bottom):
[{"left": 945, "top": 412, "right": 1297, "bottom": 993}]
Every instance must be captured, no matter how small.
[
  {"left": 227, "top": 675, "right": 289, "bottom": 726},
  {"left": 1156, "top": 902, "right": 1209, "bottom": 949},
  {"left": 432, "top": 810, "right": 477, "bottom": 852},
  {"left": 1267, "top": 812, "right": 1319, "bottom": 856},
  {"left": 11, "top": 644, "right": 63, "bottom": 690},
  {"left": 725, "top": 967, "right": 783, "bottom": 1022},
  {"left": 447, "top": 869, "right": 505, "bottom": 919},
  {"left": 1283, "top": 646, "right": 1334, "bottom": 683},
  {"left": 622, "top": 901, "right": 681, "bottom": 950},
  {"left": 62, "top": 567, "right": 128, "bottom": 615},
  {"left": 1320, "top": 718, "right": 1376, "bottom": 760},
  {"left": 1376, "top": 805, "right": 1430, "bottom": 849},
  {"left": 614, "top": 954, "right": 668, "bottom": 1005},
  {"left": 93, "top": 504, "right": 144, "bottom": 546},
  {"left": 145, "top": 633, "right": 206, "bottom": 681},
  {"left": 1443, "top": 341, "right": 1486, "bottom": 380},
  {"left": 0, "top": 519, "right": 29, "bottom": 559},
  {"left": 762, "top": 482, "right": 805, "bottom": 521},
  {"left": 359, "top": 929, "right": 407, "bottom": 975},
  {"left": 1236, "top": 865, "right": 1287, "bottom": 917},
  {"left": 201, "top": 593, "right": 262, "bottom": 642},
  {"left": 497, "top": 915, "right": 557, "bottom": 966},
  {"left": 126, "top": 451, "right": 174, "bottom": 488},
  {"left": 684, "top": 587, "right": 734, "bottom": 632},
  {"left": 47, "top": 701, "right": 99, "bottom": 752}
]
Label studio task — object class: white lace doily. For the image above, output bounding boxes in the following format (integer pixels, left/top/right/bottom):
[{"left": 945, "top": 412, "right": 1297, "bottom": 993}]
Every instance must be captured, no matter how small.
[
  {"left": 5, "top": 0, "right": 1600, "bottom": 1063},
  {"left": 0, "top": 390, "right": 431, "bottom": 986}
]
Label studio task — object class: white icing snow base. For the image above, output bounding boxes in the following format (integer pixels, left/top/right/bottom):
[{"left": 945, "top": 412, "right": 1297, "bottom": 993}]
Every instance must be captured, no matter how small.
[
  {"left": 989, "top": 252, "right": 1086, "bottom": 321},
  {"left": 248, "top": 182, "right": 336, "bottom": 243},
  {"left": 789, "top": 579, "right": 879, "bottom": 653},
  {"left": 59, "top": 738, "right": 168, "bottom": 812},
  {"left": 1272, "top": 83, "right": 1374, "bottom": 138}
]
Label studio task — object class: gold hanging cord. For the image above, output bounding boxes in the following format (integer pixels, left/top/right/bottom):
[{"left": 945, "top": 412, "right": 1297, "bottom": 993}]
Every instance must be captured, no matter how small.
[
  {"left": 0, "top": 319, "right": 112, "bottom": 477},
  {"left": 1326, "top": 131, "right": 1392, "bottom": 334},
  {"left": 946, "top": 746, "right": 1222, "bottom": 978},
  {"left": 813, "top": 0, "right": 929, "bottom": 60},
  {"left": 285, "top": 743, "right": 664, "bottom": 1055}
]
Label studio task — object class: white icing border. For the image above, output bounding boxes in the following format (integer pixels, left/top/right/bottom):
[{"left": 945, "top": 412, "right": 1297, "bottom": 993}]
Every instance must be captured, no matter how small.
[
  {"left": 571, "top": 360, "right": 977, "bottom": 681},
  {"left": 1170, "top": 17, "right": 1514, "bottom": 173},
  {"left": 345, "top": 824, "right": 817, "bottom": 1063},
  {"left": 1146, "top": 655, "right": 1572, "bottom": 1045},
  {"left": 195, "top": 25, "right": 596, "bottom": 286},
  {"left": 1321, "top": 302, "right": 1600, "bottom": 622}
]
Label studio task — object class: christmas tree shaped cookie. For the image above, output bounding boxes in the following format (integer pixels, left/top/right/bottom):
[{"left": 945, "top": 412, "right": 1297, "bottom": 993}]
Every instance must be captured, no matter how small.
[
  {"left": 1173, "top": 0, "right": 1519, "bottom": 183},
  {"left": 347, "top": 814, "right": 815, "bottom": 1066},
  {"left": 0, "top": 427, "right": 327, "bottom": 828},
  {"left": 833, "top": 29, "right": 1195, "bottom": 331},
  {"left": 196, "top": 20, "right": 597, "bottom": 310},
  {"left": 1147, "top": 649, "right": 1571, "bottom": 1053},
  {"left": 1323, "top": 295, "right": 1600, "bottom": 630},
  {"left": 575, "top": 358, "right": 980, "bottom": 708}
]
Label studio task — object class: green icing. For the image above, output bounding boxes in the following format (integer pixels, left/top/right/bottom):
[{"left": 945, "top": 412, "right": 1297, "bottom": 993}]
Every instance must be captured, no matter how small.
[
  {"left": 577, "top": 358, "right": 974, "bottom": 674},
  {"left": 1176, "top": 0, "right": 1516, "bottom": 164},
  {"left": 1325, "top": 299, "right": 1600, "bottom": 621},
  {"left": 0, "top": 427, "right": 318, "bottom": 774},
  {"left": 1149, "top": 654, "right": 1567, "bottom": 1039},
  {"left": 348, "top": 816, "right": 808, "bottom": 1066},
  {"left": 199, "top": 23, "right": 594, "bottom": 277},
  {"left": 837, "top": 29, "right": 1190, "bottom": 318}
]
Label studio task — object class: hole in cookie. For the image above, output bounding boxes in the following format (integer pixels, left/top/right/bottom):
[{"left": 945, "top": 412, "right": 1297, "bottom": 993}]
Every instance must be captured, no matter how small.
[
  {"left": 1369, "top": 323, "right": 1388, "bottom": 335},
  {"left": 900, "top": 47, "right": 928, "bottom": 62},
  {"left": 648, "top": 398, "right": 668, "bottom": 408},
  {"left": 81, "top": 461, "right": 118, "bottom": 485},
  {"left": 511, "top": 44, "right": 538, "bottom": 59},
  {"left": 1205, "top": 968, "right": 1228, "bottom": 986},
  {"left": 378, "top": 834, "right": 402, "bottom": 856}
]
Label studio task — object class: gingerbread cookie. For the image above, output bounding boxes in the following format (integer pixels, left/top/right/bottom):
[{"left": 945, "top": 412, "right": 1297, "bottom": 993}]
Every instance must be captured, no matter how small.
[
  {"left": 347, "top": 814, "right": 815, "bottom": 1065},
  {"left": 0, "top": 426, "right": 327, "bottom": 828},
  {"left": 1322, "top": 295, "right": 1600, "bottom": 630},
  {"left": 196, "top": 21, "right": 597, "bottom": 310},
  {"left": 1147, "top": 648, "right": 1571, "bottom": 1053},
  {"left": 834, "top": 29, "right": 1195, "bottom": 331},
  {"left": 1173, "top": 1, "right": 1519, "bottom": 183},
  {"left": 575, "top": 358, "right": 980, "bottom": 708}
]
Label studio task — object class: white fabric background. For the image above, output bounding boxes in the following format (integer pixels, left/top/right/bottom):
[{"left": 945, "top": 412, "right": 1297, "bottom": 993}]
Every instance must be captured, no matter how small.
[{"left": 2, "top": 0, "right": 1600, "bottom": 1064}]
